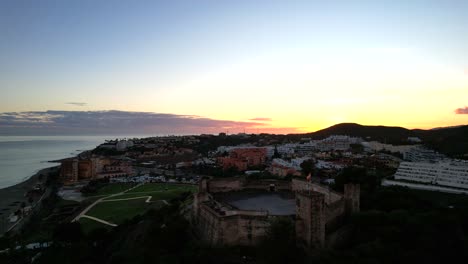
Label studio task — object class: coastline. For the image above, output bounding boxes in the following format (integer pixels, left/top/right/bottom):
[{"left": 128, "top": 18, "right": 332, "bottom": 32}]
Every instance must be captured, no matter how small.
[{"left": 0, "top": 166, "right": 59, "bottom": 234}]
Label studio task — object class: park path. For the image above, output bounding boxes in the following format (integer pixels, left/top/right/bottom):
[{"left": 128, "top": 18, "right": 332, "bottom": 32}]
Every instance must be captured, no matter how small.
[
  {"left": 71, "top": 183, "right": 187, "bottom": 227},
  {"left": 72, "top": 183, "right": 143, "bottom": 223},
  {"left": 80, "top": 215, "right": 117, "bottom": 227},
  {"left": 103, "top": 196, "right": 154, "bottom": 203}
]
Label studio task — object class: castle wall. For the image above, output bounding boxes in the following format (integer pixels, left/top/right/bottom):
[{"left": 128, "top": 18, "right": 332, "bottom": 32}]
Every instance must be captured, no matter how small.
[
  {"left": 206, "top": 177, "right": 291, "bottom": 193},
  {"left": 221, "top": 214, "right": 270, "bottom": 246},
  {"left": 195, "top": 204, "right": 270, "bottom": 246},
  {"left": 344, "top": 184, "right": 360, "bottom": 214},
  {"left": 197, "top": 204, "right": 223, "bottom": 244},
  {"left": 194, "top": 177, "right": 359, "bottom": 251},
  {"left": 296, "top": 191, "right": 325, "bottom": 249},
  {"left": 325, "top": 199, "right": 346, "bottom": 233},
  {"left": 325, "top": 199, "right": 345, "bottom": 223},
  {"left": 292, "top": 179, "right": 342, "bottom": 204},
  {"left": 207, "top": 178, "right": 243, "bottom": 193},
  {"left": 244, "top": 179, "right": 291, "bottom": 191}
]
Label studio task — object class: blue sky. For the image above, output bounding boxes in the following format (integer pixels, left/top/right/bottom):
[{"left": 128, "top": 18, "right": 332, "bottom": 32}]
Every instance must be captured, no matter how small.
[{"left": 1, "top": 0, "right": 467, "bottom": 133}]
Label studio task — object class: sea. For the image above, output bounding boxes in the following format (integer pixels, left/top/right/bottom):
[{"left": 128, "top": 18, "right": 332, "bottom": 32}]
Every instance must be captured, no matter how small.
[{"left": 0, "top": 135, "right": 151, "bottom": 189}]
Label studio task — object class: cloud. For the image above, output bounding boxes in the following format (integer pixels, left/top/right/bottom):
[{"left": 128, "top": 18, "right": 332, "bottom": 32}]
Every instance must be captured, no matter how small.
[
  {"left": 0, "top": 110, "right": 300, "bottom": 135},
  {"left": 66, "top": 102, "right": 87, "bottom": 106},
  {"left": 249, "top": 117, "right": 272, "bottom": 121},
  {"left": 455, "top": 107, "right": 468, "bottom": 114}
]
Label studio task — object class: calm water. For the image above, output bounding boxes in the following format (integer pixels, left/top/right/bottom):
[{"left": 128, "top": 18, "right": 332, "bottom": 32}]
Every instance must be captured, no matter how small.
[{"left": 0, "top": 135, "right": 147, "bottom": 189}]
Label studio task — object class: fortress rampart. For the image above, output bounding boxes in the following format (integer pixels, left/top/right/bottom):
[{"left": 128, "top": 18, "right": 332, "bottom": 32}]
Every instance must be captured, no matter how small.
[{"left": 192, "top": 177, "right": 360, "bottom": 249}]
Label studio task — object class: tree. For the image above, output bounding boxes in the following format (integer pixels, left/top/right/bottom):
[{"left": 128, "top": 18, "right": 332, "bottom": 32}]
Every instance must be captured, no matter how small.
[
  {"left": 257, "top": 218, "right": 304, "bottom": 264},
  {"left": 333, "top": 166, "right": 368, "bottom": 192},
  {"left": 52, "top": 222, "right": 84, "bottom": 245},
  {"left": 350, "top": 143, "right": 364, "bottom": 154},
  {"left": 300, "top": 159, "right": 315, "bottom": 176},
  {"left": 273, "top": 145, "right": 281, "bottom": 159}
]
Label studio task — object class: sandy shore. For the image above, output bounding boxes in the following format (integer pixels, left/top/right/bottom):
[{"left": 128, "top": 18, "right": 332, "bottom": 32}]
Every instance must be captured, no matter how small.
[{"left": 0, "top": 166, "right": 59, "bottom": 233}]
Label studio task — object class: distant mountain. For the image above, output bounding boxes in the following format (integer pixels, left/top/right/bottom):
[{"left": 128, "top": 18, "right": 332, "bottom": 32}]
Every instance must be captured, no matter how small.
[
  {"left": 413, "top": 125, "right": 468, "bottom": 157},
  {"left": 293, "top": 123, "right": 468, "bottom": 157},
  {"left": 429, "top": 125, "right": 466, "bottom": 130},
  {"left": 302, "top": 123, "right": 415, "bottom": 144}
]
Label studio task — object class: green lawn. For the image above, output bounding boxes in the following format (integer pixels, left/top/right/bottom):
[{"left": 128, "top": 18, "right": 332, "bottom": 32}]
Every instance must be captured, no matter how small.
[
  {"left": 126, "top": 183, "right": 197, "bottom": 193},
  {"left": 79, "top": 217, "right": 112, "bottom": 234},
  {"left": 81, "top": 183, "right": 197, "bottom": 233},
  {"left": 84, "top": 183, "right": 136, "bottom": 196},
  {"left": 105, "top": 183, "right": 197, "bottom": 201},
  {"left": 105, "top": 190, "right": 189, "bottom": 201},
  {"left": 86, "top": 198, "right": 163, "bottom": 225}
]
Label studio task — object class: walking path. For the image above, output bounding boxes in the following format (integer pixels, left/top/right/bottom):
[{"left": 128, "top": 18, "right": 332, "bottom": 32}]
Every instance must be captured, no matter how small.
[
  {"left": 80, "top": 215, "right": 117, "bottom": 227},
  {"left": 72, "top": 183, "right": 171, "bottom": 228},
  {"left": 72, "top": 183, "right": 143, "bottom": 222},
  {"left": 103, "top": 196, "right": 154, "bottom": 203}
]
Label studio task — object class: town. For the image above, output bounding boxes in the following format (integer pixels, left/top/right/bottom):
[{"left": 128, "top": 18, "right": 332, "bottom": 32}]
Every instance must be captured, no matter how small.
[{"left": 1, "top": 123, "right": 467, "bottom": 263}]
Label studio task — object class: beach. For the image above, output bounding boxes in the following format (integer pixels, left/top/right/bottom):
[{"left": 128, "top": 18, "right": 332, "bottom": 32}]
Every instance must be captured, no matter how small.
[
  {"left": 0, "top": 166, "right": 58, "bottom": 234},
  {"left": 0, "top": 135, "right": 139, "bottom": 189}
]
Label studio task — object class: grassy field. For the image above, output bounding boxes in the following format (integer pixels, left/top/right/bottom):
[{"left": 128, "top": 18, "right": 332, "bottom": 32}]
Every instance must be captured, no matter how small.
[
  {"left": 104, "top": 190, "right": 186, "bottom": 201},
  {"left": 86, "top": 198, "right": 164, "bottom": 225},
  {"left": 126, "top": 183, "right": 197, "bottom": 193},
  {"left": 105, "top": 183, "right": 197, "bottom": 201},
  {"left": 79, "top": 217, "right": 113, "bottom": 233},
  {"left": 84, "top": 183, "right": 136, "bottom": 197},
  {"left": 79, "top": 183, "right": 197, "bottom": 233}
]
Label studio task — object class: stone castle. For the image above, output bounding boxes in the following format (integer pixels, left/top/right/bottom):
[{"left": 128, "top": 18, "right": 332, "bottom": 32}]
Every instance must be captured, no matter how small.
[{"left": 192, "top": 177, "right": 360, "bottom": 250}]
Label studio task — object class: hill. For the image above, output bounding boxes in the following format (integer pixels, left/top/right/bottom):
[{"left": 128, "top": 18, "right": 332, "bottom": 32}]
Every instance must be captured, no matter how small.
[
  {"left": 414, "top": 125, "right": 468, "bottom": 158},
  {"left": 291, "top": 123, "right": 468, "bottom": 157},
  {"left": 301, "top": 123, "right": 414, "bottom": 144}
]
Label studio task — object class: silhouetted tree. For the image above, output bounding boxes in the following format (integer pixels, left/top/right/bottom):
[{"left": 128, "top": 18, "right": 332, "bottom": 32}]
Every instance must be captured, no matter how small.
[
  {"left": 257, "top": 218, "right": 304, "bottom": 264},
  {"left": 300, "top": 159, "right": 315, "bottom": 176},
  {"left": 52, "top": 222, "right": 84, "bottom": 245}
]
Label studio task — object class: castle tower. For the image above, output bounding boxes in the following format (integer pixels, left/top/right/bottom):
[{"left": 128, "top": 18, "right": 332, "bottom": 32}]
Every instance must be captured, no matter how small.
[
  {"left": 295, "top": 191, "right": 325, "bottom": 249},
  {"left": 199, "top": 177, "right": 209, "bottom": 193},
  {"left": 344, "top": 183, "right": 360, "bottom": 214},
  {"left": 193, "top": 177, "right": 209, "bottom": 218}
]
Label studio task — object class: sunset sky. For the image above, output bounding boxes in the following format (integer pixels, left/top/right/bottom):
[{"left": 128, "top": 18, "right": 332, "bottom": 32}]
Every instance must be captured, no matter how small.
[{"left": 1, "top": 0, "right": 467, "bottom": 134}]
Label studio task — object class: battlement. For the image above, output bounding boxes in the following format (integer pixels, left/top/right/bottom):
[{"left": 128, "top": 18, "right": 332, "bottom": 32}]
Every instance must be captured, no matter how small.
[{"left": 192, "top": 177, "right": 360, "bottom": 250}]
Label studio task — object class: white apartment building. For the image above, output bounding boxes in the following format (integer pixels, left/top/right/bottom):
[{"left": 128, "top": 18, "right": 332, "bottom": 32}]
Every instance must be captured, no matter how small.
[
  {"left": 362, "top": 141, "right": 417, "bottom": 154},
  {"left": 271, "top": 158, "right": 310, "bottom": 171},
  {"left": 403, "top": 146, "right": 446, "bottom": 162},
  {"left": 276, "top": 143, "right": 298, "bottom": 155},
  {"left": 394, "top": 161, "right": 468, "bottom": 189},
  {"left": 295, "top": 142, "right": 317, "bottom": 155},
  {"left": 315, "top": 160, "right": 345, "bottom": 170},
  {"left": 316, "top": 135, "right": 362, "bottom": 151},
  {"left": 216, "top": 145, "right": 256, "bottom": 153}
]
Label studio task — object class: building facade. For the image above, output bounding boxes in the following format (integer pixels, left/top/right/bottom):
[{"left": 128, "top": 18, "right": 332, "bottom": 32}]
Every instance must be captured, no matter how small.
[
  {"left": 218, "top": 147, "right": 267, "bottom": 171},
  {"left": 60, "top": 157, "right": 133, "bottom": 183},
  {"left": 394, "top": 161, "right": 468, "bottom": 189}
]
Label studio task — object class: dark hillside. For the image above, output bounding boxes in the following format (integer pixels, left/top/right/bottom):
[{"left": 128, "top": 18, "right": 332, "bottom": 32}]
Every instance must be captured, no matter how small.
[
  {"left": 288, "top": 123, "right": 468, "bottom": 156},
  {"left": 302, "top": 123, "right": 414, "bottom": 144},
  {"left": 414, "top": 125, "right": 468, "bottom": 157}
]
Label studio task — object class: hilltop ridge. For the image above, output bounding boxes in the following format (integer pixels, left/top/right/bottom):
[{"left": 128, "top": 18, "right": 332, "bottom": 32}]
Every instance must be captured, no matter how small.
[{"left": 290, "top": 123, "right": 468, "bottom": 157}]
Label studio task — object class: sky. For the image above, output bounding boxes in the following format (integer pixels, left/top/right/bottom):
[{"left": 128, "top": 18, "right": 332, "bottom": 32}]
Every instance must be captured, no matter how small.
[{"left": 1, "top": 0, "right": 467, "bottom": 135}]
